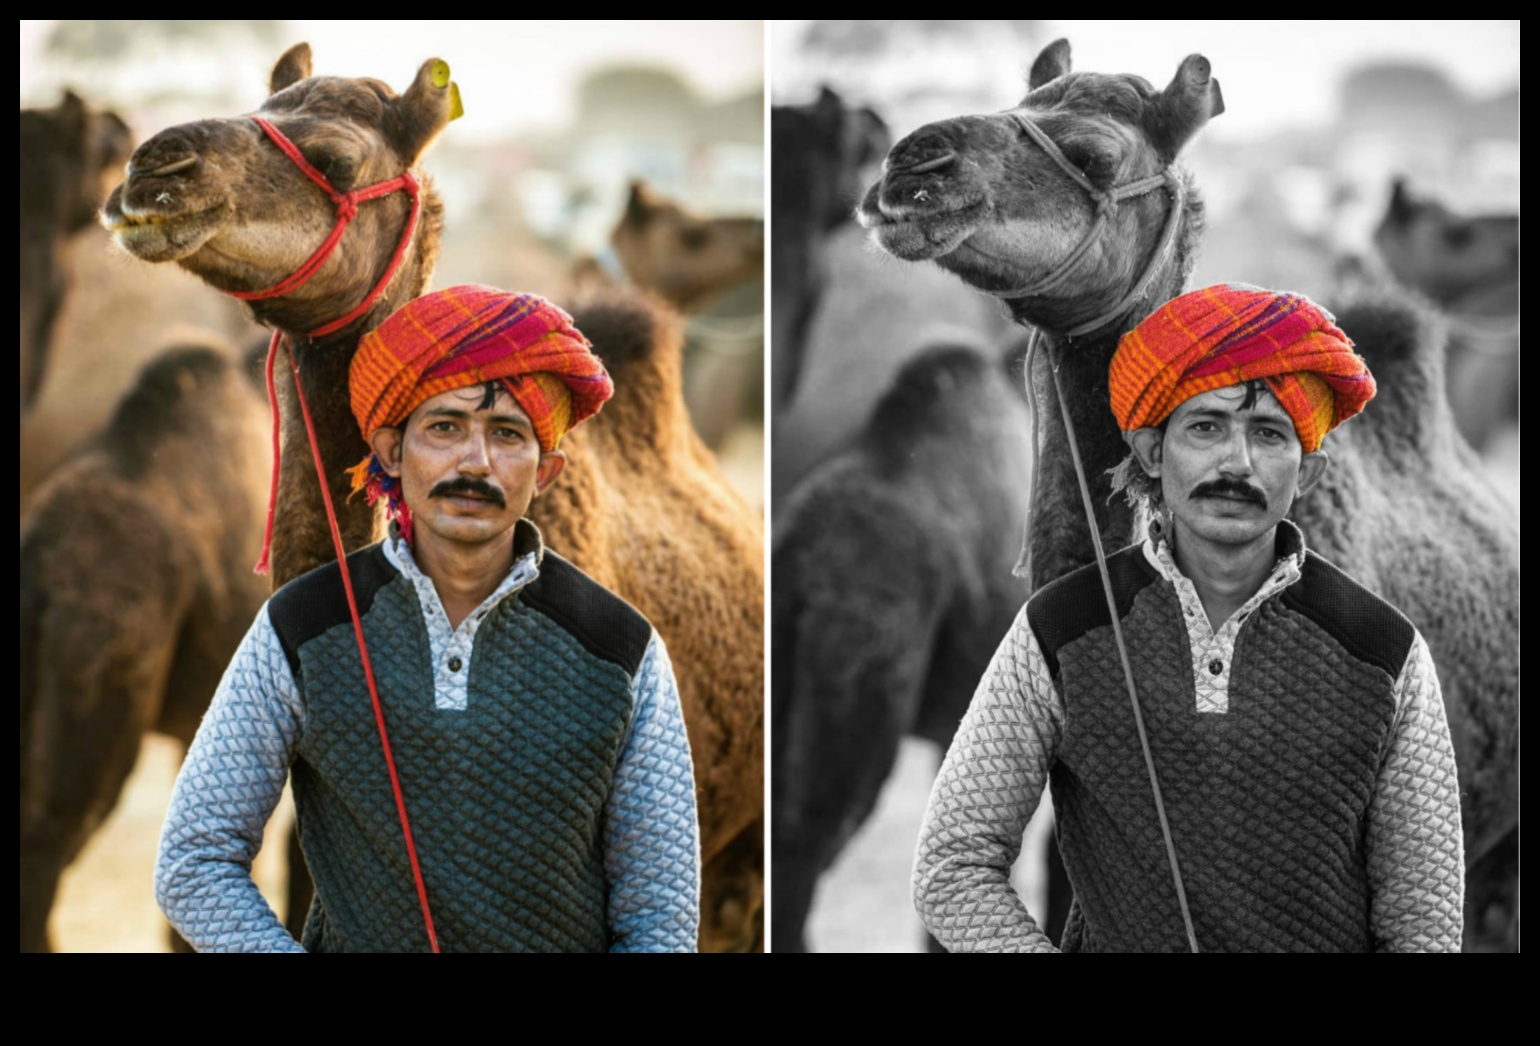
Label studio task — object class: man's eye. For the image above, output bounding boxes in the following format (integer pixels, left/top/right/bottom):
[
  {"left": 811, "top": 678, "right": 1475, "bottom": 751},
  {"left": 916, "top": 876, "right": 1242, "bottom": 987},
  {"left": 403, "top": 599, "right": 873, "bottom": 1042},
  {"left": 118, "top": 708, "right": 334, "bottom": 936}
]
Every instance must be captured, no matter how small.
[
  {"left": 1256, "top": 427, "right": 1285, "bottom": 441},
  {"left": 429, "top": 421, "right": 456, "bottom": 433},
  {"left": 496, "top": 428, "right": 523, "bottom": 440},
  {"left": 1190, "top": 421, "right": 1218, "bottom": 433}
]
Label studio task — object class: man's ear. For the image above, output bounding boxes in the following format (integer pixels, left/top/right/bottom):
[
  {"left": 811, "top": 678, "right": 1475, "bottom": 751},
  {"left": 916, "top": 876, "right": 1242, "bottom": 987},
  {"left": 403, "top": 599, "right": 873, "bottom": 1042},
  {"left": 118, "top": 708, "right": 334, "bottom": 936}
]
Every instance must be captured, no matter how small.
[
  {"left": 533, "top": 449, "right": 567, "bottom": 496},
  {"left": 368, "top": 426, "right": 404, "bottom": 478},
  {"left": 1296, "top": 448, "right": 1330, "bottom": 498},
  {"left": 1126, "top": 427, "right": 1164, "bottom": 478}
]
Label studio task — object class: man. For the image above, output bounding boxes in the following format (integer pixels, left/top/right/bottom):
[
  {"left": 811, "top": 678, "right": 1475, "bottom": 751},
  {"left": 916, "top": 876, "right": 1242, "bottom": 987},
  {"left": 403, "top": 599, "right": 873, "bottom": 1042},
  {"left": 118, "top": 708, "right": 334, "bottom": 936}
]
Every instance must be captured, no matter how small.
[
  {"left": 913, "top": 284, "right": 1464, "bottom": 952},
  {"left": 156, "top": 285, "right": 700, "bottom": 952}
]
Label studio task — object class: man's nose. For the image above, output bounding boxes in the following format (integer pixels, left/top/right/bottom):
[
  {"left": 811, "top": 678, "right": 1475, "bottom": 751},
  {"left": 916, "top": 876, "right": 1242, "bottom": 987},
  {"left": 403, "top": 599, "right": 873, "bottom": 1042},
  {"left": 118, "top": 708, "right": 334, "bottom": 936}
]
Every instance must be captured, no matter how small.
[
  {"left": 458, "top": 432, "right": 492, "bottom": 474},
  {"left": 1217, "top": 431, "right": 1254, "bottom": 477}
]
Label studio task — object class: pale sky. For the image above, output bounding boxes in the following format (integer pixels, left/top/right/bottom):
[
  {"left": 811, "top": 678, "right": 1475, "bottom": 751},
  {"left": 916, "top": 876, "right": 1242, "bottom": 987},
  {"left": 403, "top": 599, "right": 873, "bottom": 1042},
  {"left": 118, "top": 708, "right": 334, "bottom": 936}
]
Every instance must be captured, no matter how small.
[
  {"left": 20, "top": 20, "right": 765, "bottom": 140},
  {"left": 772, "top": 20, "right": 1519, "bottom": 142}
]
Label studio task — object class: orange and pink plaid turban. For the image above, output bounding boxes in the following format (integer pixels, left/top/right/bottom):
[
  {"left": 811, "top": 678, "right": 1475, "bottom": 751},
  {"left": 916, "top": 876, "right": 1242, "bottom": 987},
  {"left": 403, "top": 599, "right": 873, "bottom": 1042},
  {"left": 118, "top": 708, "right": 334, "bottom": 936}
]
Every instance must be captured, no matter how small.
[
  {"left": 347, "top": 285, "right": 613, "bottom": 535},
  {"left": 1109, "top": 284, "right": 1375, "bottom": 453}
]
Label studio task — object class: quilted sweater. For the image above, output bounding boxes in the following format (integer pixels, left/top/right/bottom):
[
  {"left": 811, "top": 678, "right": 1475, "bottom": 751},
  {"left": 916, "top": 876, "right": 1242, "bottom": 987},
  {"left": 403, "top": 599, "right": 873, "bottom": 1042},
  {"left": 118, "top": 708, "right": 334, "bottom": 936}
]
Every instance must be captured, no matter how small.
[
  {"left": 156, "top": 522, "right": 700, "bottom": 952},
  {"left": 913, "top": 523, "right": 1464, "bottom": 952}
]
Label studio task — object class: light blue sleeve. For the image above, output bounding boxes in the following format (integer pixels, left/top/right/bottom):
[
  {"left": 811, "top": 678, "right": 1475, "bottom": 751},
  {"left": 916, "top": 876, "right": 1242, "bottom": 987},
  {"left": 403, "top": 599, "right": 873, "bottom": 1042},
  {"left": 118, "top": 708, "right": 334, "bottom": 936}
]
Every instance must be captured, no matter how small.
[
  {"left": 603, "top": 631, "right": 701, "bottom": 953},
  {"left": 154, "top": 605, "right": 306, "bottom": 953}
]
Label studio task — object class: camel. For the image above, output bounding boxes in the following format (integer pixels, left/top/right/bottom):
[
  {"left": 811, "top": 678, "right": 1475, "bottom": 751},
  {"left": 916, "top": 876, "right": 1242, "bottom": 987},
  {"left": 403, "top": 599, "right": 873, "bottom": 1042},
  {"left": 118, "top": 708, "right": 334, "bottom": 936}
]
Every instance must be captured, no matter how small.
[
  {"left": 20, "top": 342, "right": 272, "bottom": 952},
  {"left": 772, "top": 343, "right": 1033, "bottom": 952},
  {"left": 19, "top": 91, "right": 133, "bottom": 419},
  {"left": 858, "top": 38, "right": 1518, "bottom": 950},
  {"left": 770, "top": 87, "right": 889, "bottom": 415},
  {"left": 610, "top": 179, "right": 763, "bottom": 314},
  {"left": 608, "top": 180, "right": 765, "bottom": 450},
  {"left": 1372, "top": 178, "right": 1519, "bottom": 452},
  {"left": 100, "top": 44, "right": 764, "bottom": 952}
]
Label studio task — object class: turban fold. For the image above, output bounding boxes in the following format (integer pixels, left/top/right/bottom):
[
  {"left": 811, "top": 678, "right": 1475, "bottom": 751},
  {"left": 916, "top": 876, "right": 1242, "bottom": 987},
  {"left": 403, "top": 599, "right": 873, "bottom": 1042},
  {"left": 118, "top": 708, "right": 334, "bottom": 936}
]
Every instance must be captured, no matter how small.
[
  {"left": 1109, "top": 284, "right": 1375, "bottom": 453},
  {"left": 347, "top": 285, "right": 613, "bottom": 537}
]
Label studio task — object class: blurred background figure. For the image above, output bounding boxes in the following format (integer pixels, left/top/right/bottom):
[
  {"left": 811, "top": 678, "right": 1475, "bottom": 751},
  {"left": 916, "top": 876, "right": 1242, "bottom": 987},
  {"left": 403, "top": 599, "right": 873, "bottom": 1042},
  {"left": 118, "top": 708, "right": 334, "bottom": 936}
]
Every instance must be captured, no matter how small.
[
  {"left": 770, "top": 19, "right": 1517, "bottom": 952},
  {"left": 20, "top": 18, "right": 763, "bottom": 953}
]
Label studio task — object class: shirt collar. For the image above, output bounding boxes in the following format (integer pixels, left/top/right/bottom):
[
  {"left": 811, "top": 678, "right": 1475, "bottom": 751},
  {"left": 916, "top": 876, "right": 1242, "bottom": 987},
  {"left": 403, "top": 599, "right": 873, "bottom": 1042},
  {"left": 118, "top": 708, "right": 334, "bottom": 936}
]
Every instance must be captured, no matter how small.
[
  {"left": 1143, "top": 516, "right": 1306, "bottom": 605},
  {"left": 383, "top": 517, "right": 545, "bottom": 616}
]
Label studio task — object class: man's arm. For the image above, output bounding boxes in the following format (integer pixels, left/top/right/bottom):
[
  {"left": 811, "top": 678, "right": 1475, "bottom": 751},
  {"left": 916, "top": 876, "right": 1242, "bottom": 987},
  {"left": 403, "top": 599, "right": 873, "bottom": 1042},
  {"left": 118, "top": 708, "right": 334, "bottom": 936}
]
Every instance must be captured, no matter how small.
[
  {"left": 912, "top": 603, "right": 1062, "bottom": 953},
  {"left": 603, "top": 631, "right": 701, "bottom": 952},
  {"left": 155, "top": 606, "right": 306, "bottom": 953},
  {"left": 1366, "top": 630, "right": 1464, "bottom": 952}
]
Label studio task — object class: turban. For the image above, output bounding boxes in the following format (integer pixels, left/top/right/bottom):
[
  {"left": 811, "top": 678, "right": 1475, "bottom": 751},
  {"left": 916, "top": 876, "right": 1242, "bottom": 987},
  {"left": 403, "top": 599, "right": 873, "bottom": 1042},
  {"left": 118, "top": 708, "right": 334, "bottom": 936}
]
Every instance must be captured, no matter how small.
[
  {"left": 1109, "top": 284, "right": 1375, "bottom": 453},
  {"left": 346, "top": 285, "right": 613, "bottom": 536}
]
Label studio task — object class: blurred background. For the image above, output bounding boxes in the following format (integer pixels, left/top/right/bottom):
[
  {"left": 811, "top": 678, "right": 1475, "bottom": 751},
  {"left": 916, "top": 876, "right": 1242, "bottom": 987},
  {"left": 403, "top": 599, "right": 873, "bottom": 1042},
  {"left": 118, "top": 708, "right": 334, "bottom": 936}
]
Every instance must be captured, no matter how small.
[
  {"left": 771, "top": 19, "right": 1518, "bottom": 952},
  {"left": 20, "top": 18, "right": 763, "bottom": 952}
]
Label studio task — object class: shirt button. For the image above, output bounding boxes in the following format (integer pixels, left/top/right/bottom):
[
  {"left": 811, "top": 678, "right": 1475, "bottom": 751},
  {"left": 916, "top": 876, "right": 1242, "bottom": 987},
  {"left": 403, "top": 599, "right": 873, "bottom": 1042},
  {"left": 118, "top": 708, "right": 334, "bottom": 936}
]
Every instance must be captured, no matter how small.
[
  {"left": 449, "top": 657, "right": 463, "bottom": 673},
  {"left": 1209, "top": 659, "right": 1224, "bottom": 676}
]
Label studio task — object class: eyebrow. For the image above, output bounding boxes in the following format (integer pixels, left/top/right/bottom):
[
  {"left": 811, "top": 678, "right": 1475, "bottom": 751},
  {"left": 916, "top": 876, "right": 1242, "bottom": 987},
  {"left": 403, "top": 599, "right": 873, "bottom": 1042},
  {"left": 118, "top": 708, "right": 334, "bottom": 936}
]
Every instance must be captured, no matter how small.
[
  {"left": 1181, "top": 406, "right": 1293, "bottom": 427},
  {"left": 420, "top": 406, "right": 532, "bottom": 429}
]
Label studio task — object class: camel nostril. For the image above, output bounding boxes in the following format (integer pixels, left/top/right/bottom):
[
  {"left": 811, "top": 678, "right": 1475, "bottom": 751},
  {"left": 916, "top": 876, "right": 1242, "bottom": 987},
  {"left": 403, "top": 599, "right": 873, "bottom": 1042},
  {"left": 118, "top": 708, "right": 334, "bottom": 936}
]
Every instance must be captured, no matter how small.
[
  {"left": 132, "top": 155, "right": 198, "bottom": 178},
  {"left": 901, "top": 152, "right": 957, "bottom": 176}
]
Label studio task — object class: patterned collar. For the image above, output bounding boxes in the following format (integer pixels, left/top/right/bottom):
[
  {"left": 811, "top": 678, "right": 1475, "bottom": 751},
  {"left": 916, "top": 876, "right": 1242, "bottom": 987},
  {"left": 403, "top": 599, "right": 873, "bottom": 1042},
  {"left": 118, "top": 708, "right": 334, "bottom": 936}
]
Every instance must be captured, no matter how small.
[
  {"left": 383, "top": 517, "right": 545, "bottom": 618},
  {"left": 1143, "top": 516, "right": 1306, "bottom": 616}
]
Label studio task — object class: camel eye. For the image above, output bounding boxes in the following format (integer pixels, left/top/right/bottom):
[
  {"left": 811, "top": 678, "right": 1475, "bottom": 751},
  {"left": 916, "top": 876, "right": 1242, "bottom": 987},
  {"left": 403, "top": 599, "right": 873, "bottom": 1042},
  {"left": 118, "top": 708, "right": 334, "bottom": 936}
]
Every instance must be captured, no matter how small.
[{"left": 680, "top": 226, "right": 710, "bottom": 250}]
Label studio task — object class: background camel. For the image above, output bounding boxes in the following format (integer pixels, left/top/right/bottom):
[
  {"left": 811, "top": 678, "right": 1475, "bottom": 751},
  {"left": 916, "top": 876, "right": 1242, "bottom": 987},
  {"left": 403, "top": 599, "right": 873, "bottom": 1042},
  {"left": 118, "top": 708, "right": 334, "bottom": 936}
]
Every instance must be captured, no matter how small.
[
  {"left": 769, "top": 87, "right": 888, "bottom": 417},
  {"left": 1371, "top": 178, "right": 1519, "bottom": 453},
  {"left": 606, "top": 179, "right": 765, "bottom": 450},
  {"left": 772, "top": 343, "right": 1033, "bottom": 951},
  {"left": 20, "top": 343, "right": 272, "bottom": 952},
  {"left": 100, "top": 43, "right": 763, "bottom": 952},
  {"left": 19, "top": 90, "right": 132, "bottom": 419},
  {"left": 858, "top": 37, "right": 1517, "bottom": 950}
]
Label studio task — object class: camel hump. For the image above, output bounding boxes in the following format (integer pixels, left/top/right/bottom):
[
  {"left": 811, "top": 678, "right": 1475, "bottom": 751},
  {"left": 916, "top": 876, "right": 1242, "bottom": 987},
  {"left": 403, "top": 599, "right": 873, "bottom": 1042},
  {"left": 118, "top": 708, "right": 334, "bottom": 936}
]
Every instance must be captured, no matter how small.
[
  {"left": 862, "top": 343, "right": 1005, "bottom": 468},
  {"left": 1025, "top": 543, "right": 1157, "bottom": 680},
  {"left": 518, "top": 552, "right": 653, "bottom": 677},
  {"left": 1278, "top": 550, "right": 1417, "bottom": 680},
  {"left": 268, "top": 544, "right": 399, "bottom": 677},
  {"left": 102, "top": 343, "right": 246, "bottom": 474},
  {"left": 564, "top": 285, "right": 680, "bottom": 370}
]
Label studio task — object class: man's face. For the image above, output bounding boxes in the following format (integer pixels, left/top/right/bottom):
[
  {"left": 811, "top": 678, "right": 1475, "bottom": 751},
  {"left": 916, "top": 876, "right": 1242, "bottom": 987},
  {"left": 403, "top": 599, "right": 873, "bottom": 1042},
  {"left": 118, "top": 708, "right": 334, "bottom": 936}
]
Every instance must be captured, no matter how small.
[
  {"left": 1136, "top": 383, "right": 1328, "bottom": 548},
  {"left": 370, "top": 383, "right": 565, "bottom": 551}
]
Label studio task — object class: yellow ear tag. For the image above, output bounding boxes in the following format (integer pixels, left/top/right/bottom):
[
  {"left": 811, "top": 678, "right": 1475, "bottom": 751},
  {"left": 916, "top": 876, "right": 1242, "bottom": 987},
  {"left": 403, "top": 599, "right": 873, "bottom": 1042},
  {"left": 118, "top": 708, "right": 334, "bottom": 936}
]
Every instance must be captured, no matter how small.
[
  {"left": 431, "top": 60, "right": 451, "bottom": 88},
  {"left": 448, "top": 82, "right": 464, "bottom": 122}
]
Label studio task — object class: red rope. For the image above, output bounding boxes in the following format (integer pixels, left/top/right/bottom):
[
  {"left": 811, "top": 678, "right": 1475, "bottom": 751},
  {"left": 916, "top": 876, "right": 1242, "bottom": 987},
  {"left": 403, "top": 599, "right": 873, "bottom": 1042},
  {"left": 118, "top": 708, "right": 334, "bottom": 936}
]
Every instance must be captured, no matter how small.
[{"left": 287, "top": 345, "right": 440, "bottom": 953}]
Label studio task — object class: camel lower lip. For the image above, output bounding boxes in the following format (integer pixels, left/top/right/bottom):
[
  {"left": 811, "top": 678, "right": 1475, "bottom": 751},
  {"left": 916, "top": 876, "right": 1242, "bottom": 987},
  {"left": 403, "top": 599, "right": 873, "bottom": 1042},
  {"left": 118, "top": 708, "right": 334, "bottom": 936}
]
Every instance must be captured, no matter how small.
[
  {"left": 860, "top": 198, "right": 987, "bottom": 261},
  {"left": 104, "top": 203, "right": 229, "bottom": 262}
]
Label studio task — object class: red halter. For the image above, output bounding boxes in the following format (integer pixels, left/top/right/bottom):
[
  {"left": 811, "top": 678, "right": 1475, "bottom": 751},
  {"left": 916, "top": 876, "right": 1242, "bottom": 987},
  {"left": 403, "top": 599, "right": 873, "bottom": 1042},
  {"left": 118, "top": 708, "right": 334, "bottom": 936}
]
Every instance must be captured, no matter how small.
[
  {"left": 240, "top": 115, "right": 440, "bottom": 951},
  {"left": 232, "top": 116, "right": 422, "bottom": 338}
]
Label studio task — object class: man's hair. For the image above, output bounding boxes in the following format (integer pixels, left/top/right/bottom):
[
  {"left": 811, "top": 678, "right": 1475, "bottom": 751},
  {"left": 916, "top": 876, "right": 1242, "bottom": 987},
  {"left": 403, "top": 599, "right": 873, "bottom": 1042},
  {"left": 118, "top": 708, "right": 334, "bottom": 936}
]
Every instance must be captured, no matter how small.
[{"left": 1109, "top": 378, "right": 1280, "bottom": 512}]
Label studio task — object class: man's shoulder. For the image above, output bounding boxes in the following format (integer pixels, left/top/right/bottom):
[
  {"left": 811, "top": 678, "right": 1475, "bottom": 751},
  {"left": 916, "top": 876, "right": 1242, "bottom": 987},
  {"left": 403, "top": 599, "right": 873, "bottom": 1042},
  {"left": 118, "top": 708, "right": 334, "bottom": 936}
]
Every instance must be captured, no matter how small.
[
  {"left": 1279, "top": 549, "right": 1418, "bottom": 679},
  {"left": 266, "top": 542, "right": 400, "bottom": 671},
  {"left": 519, "top": 550, "right": 654, "bottom": 678},
  {"left": 1024, "top": 543, "right": 1158, "bottom": 674}
]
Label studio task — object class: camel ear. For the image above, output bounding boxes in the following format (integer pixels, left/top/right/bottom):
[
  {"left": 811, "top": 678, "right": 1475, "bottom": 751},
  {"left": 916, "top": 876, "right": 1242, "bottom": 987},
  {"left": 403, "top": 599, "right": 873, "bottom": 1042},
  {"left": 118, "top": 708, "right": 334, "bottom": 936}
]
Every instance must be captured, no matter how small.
[
  {"left": 391, "top": 57, "right": 461, "bottom": 163},
  {"left": 57, "top": 89, "right": 88, "bottom": 138},
  {"left": 1029, "top": 38, "right": 1072, "bottom": 90},
  {"left": 624, "top": 180, "right": 656, "bottom": 226},
  {"left": 853, "top": 107, "right": 891, "bottom": 168},
  {"left": 1385, "top": 177, "right": 1415, "bottom": 224},
  {"left": 1149, "top": 53, "right": 1223, "bottom": 162},
  {"left": 270, "top": 43, "right": 313, "bottom": 94}
]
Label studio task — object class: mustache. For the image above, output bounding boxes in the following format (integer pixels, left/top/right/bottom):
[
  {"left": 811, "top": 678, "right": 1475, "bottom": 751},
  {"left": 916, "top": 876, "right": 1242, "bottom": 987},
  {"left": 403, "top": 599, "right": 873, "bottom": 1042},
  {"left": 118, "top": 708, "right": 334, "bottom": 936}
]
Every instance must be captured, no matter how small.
[
  {"left": 429, "top": 477, "right": 507, "bottom": 508},
  {"left": 1190, "top": 478, "right": 1268, "bottom": 507}
]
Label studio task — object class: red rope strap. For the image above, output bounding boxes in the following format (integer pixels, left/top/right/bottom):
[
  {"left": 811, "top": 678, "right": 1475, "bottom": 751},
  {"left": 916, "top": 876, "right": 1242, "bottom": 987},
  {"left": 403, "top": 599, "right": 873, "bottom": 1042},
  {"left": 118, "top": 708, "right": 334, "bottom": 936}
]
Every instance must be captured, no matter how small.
[{"left": 287, "top": 341, "right": 440, "bottom": 952}]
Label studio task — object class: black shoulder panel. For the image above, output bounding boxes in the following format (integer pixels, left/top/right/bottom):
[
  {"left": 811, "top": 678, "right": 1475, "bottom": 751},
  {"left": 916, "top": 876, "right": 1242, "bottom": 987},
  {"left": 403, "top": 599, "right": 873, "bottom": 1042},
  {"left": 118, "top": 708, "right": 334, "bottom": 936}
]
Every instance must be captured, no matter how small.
[
  {"left": 267, "top": 543, "right": 399, "bottom": 676},
  {"left": 519, "top": 552, "right": 653, "bottom": 677},
  {"left": 1279, "top": 550, "right": 1416, "bottom": 679},
  {"left": 1026, "top": 543, "right": 1157, "bottom": 678}
]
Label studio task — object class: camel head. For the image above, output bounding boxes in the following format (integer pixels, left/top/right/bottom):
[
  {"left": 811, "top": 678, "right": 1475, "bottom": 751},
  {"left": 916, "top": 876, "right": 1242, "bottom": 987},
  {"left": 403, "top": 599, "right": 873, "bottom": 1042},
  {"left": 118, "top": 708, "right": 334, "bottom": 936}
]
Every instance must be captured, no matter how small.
[
  {"left": 610, "top": 180, "right": 764, "bottom": 313},
  {"left": 101, "top": 43, "right": 455, "bottom": 334},
  {"left": 857, "top": 39, "right": 1222, "bottom": 327},
  {"left": 1373, "top": 178, "right": 1519, "bottom": 307},
  {"left": 21, "top": 90, "right": 134, "bottom": 236}
]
